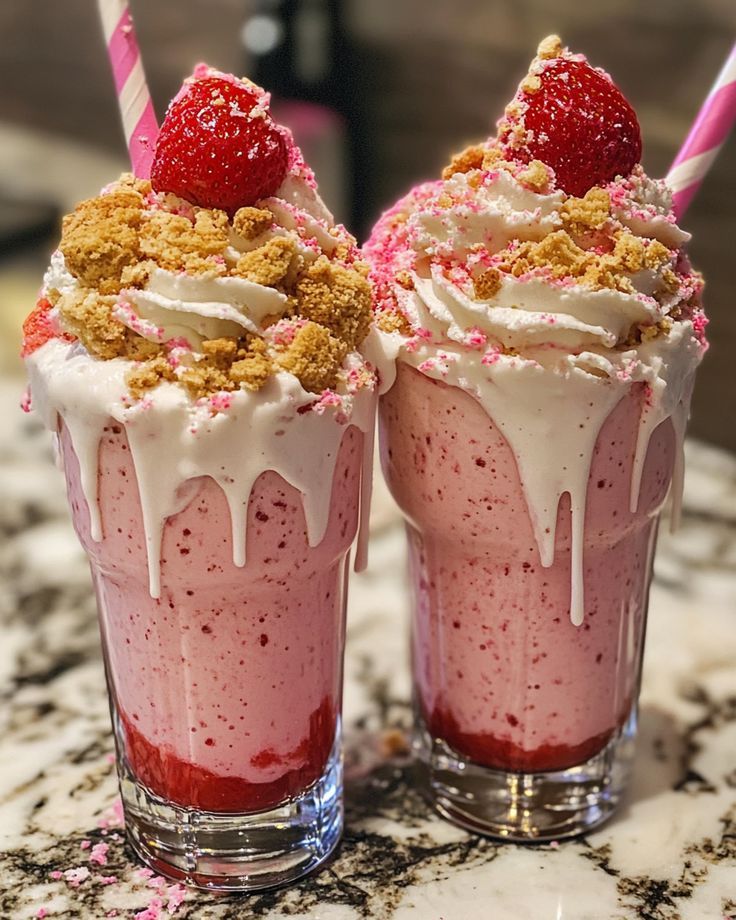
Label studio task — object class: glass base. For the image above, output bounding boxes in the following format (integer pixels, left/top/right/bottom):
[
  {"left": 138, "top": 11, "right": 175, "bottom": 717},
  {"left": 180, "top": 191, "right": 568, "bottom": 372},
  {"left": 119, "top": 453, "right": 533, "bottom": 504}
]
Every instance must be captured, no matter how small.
[
  {"left": 414, "top": 706, "right": 637, "bottom": 842},
  {"left": 118, "top": 730, "right": 343, "bottom": 891}
]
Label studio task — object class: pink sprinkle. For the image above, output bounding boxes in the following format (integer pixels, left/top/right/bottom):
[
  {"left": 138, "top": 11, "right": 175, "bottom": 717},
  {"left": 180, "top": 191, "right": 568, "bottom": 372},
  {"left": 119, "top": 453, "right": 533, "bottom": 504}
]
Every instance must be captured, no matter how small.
[
  {"left": 166, "top": 884, "right": 187, "bottom": 913},
  {"left": 106, "top": 753, "right": 116, "bottom": 764},
  {"left": 90, "top": 842, "right": 110, "bottom": 866},
  {"left": 692, "top": 311, "right": 709, "bottom": 344},
  {"left": 135, "top": 896, "right": 164, "bottom": 920},
  {"left": 136, "top": 867, "right": 156, "bottom": 880},
  {"left": 49, "top": 871, "right": 63, "bottom": 880},
  {"left": 464, "top": 327, "right": 487, "bottom": 349},
  {"left": 36, "top": 909, "right": 48, "bottom": 918},
  {"left": 20, "top": 387, "right": 32, "bottom": 413},
  {"left": 207, "top": 392, "right": 234, "bottom": 412},
  {"left": 481, "top": 347, "right": 501, "bottom": 366},
  {"left": 146, "top": 874, "right": 167, "bottom": 891},
  {"left": 97, "top": 799, "right": 125, "bottom": 830},
  {"left": 80, "top": 840, "right": 91, "bottom": 851},
  {"left": 64, "top": 866, "right": 91, "bottom": 888},
  {"left": 99, "top": 875, "right": 118, "bottom": 886},
  {"left": 311, "top": 390, "right": 344, "bottom": 416}
]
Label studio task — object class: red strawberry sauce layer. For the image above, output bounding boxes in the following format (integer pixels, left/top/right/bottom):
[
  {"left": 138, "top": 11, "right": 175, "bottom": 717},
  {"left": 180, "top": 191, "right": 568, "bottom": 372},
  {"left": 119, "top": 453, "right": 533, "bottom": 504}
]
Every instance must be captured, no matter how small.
[
  {"left": 427, "top": 704, "right": 617, "bottom": 773},
  {"left": 120, "top": 697, "right": 334, "bottom": 812}
]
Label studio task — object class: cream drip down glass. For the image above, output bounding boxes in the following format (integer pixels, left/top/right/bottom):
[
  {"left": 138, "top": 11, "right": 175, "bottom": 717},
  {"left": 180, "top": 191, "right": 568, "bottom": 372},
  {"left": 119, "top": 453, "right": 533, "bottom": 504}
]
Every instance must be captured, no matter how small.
[
  {"left": 365, "top": 38, "right": 706, "bottom": 840},
  {"left": 23, "top": 69, "right": 376, "bottom": 889}
]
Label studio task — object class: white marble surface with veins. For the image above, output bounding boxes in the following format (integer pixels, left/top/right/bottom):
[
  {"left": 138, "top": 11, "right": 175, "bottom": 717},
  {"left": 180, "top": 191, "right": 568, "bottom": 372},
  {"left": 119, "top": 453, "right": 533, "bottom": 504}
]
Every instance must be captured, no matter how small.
[{"left": 0, "top": 378, "right": 735, "bottom": 920}]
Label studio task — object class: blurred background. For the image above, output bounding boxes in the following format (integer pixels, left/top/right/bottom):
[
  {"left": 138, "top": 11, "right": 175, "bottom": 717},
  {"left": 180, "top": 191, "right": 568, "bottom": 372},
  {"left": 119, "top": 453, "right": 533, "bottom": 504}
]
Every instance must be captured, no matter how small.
[{"left": 0, "top": 0, "right": 734, "bottom": 449}]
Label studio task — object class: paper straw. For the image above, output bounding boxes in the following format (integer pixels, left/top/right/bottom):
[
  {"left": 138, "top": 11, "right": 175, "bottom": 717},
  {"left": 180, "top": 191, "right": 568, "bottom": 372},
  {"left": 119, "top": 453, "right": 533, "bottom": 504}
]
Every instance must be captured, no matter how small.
[
  {"left": 666, "top": 42, "right": 736, "bottom": 220},
  {"left": 97, "top": 0, "right": 159, "bottom": 178}
]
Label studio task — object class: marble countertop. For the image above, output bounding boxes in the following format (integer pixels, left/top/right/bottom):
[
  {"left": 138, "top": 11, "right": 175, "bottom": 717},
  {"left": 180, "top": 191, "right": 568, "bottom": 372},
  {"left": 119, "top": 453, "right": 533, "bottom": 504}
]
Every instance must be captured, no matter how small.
[{"left": 1, "top": 376, "right": 735, "bottom": 920}]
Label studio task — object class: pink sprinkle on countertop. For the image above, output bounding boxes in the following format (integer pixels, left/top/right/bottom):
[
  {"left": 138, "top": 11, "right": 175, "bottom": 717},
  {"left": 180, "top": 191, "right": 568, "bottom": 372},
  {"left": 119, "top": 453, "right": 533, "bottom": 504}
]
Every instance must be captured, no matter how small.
[
  {"left": 134, "top": 896, "right": 164, "bottom": 920},
  {"left": 90, "top": 842, "right": 110, "bottom": 866},
  {"left": 64, "top": 866, "right": 91, "bottom": 888}
]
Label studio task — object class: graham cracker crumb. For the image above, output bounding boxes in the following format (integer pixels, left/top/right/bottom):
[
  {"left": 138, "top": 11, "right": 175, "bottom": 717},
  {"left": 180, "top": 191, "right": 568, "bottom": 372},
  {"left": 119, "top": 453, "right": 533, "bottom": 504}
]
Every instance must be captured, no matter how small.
[
  {"left": 139, "top": 208, "right": 229, "bottom": 274},
  {"left": 118, "top": 173, "right": 153, "bottom": 197},
  {"left": 60, "top": 189, "right": 144, "bottom": 295},
  {"left": 501, "top": 230, "right": 590, "bottom": 280},
  {"left": 57, "top": 290, "right": 160, "bottom": 361},
  {"left": 176, "top": 335, "right": 273, "bottom": 399},
  {"left": 275, "top": 321, "right": 347, "bottom": 393},
  {"left": 473, "top": 267, "right": 502, "bottom": 300},
  {"left": 516, "top": 159, "right": 550, "bottom": 192},
  {"left": 612, "top": 232, "right": 646, "bottom": 273},
  {"left": 201, "top": 337, "right": 238, "bottom": 363},
  {"left": 178, "top": 364, "right": 235, "bottom": 399},
  {"left": 442, "top": 144, "right": 486, "bottom": 179},
  {"left": 521, "top": 73, "right": 542, "bottom": 94},
  {"left": 120, "top": 259, "right": 156, "bottom": 289},
  {"left": 230, "top": 351, "right": 272, "bottom": 391},
  {"left": 396, "top": 270, "right": 414, "bottom": 290},
  {"left": 661, "top": 267, "right": 680, "bottom": 293},
  {"left": 437, "top": 193, "right": 454, "bottom": 210},
  {"left": 644, "top": 240, "right": 671, "bottom": 270},
  {"left": 537, "top": 35, "right": 563, "bottom": 59},
  {"left": 232, "top": 206, "right": 273, "bottom": 240},
  {"left": 295, "top": 256, "right": 372, "bottom": 349},
  {"left": 561, "top": 188, "right": 612, "bottom": 234},
  {"left": 481, "top": 146, "right": 505, "bottom": 170},
  {"left": 376, "top": 309, "right": 412, "bottom": 335},
  {"left": 126, "top": 356, "right": 176, "bottom": 400},
  {"left": 234, "top": 237, "right": 296, "bottom": 286},
  {"left": 495, "top": 225, "right": 672, "bottom": 295}
]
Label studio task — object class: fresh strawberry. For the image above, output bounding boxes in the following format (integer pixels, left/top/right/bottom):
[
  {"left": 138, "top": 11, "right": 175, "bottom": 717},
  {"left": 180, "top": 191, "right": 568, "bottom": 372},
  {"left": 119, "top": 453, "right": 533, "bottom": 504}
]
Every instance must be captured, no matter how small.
[
  {"left": 504, "top": 58, "right": 642, "bottom": 197},
  {"left": 21, "top": 298, "right": 74, "bottom": 357},
  {"left": 150, "top": 76, "right": 289, "bottom": 213}
]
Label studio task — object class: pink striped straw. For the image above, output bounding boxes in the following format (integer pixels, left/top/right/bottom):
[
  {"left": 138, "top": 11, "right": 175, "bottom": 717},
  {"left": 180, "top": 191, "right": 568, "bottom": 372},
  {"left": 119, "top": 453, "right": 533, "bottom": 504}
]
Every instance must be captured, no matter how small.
[
  {"left": 97, "top": 0, "right": 159, "bottom": 178},
  {"left": 667, "top": 41, "right": 736, "bottom": 220}
]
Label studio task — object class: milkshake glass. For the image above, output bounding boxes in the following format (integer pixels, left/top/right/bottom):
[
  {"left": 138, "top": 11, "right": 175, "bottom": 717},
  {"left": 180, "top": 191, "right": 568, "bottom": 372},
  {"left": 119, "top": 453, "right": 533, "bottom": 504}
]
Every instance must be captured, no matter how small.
[
  {"left": 366, "top": 37, "right": 706, "bottom": 840},
  {"left": 23, "top": 68, "right": 376, "bottom": 888}
]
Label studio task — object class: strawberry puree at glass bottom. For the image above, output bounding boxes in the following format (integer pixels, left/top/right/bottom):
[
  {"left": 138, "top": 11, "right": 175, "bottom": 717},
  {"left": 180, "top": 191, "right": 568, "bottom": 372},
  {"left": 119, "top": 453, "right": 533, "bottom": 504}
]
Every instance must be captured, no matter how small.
[
  {"left": 380, "top": 364, "right": 674, "bottom": 773},
  {"left": 60, "top": 422, "right": 363, "bottom": 812}
]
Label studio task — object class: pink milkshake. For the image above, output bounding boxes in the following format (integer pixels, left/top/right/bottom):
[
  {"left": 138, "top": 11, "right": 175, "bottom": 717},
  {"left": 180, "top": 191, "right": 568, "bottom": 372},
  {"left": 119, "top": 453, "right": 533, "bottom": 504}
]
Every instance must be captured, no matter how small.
[
  {"left": 24, "top": 67, "right": 376, "bottom": 888},
  {"left": 365, "top": 36, "right": 707, "bottom": 839}
]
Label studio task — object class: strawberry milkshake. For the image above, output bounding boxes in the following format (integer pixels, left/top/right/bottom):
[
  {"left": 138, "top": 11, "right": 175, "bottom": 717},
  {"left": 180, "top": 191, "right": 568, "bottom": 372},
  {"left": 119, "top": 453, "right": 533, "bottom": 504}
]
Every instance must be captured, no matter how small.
[
  {"left": 366, "top": 36, "right": 707, "bottom": 840},
  {"left": 23, "top": 68, "right": 376, "bottom": 888}
]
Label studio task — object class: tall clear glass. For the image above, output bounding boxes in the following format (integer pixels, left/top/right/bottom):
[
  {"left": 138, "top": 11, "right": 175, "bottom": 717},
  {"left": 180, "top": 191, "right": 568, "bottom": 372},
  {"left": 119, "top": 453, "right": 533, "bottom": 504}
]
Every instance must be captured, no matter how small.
[
  {"left": 59, "top": 419, "right": 365, "bottom": 889},
  {"left": 380, "top": 364, "right": 674, "bottom": 841}
]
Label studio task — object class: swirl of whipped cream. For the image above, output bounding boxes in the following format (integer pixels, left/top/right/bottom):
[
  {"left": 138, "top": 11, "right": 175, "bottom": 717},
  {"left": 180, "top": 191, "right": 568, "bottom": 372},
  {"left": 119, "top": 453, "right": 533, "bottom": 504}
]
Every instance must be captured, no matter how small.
[{"left": 367, "top": 164, "right": 698, "bottom": 373}]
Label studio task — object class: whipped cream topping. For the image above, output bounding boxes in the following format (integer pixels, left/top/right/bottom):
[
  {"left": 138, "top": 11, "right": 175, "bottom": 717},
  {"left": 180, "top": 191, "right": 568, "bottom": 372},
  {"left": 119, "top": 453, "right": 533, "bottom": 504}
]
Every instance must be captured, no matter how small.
[{"left": 366, "top": 163, "right": 707, "bottom": 626}]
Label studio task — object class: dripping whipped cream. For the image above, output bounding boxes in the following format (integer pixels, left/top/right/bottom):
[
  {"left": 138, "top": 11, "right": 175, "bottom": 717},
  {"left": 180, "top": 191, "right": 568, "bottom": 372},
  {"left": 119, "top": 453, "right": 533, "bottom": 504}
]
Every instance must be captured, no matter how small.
[{"left": 26, "top": 338, "right": 375, "bottom": 598}]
